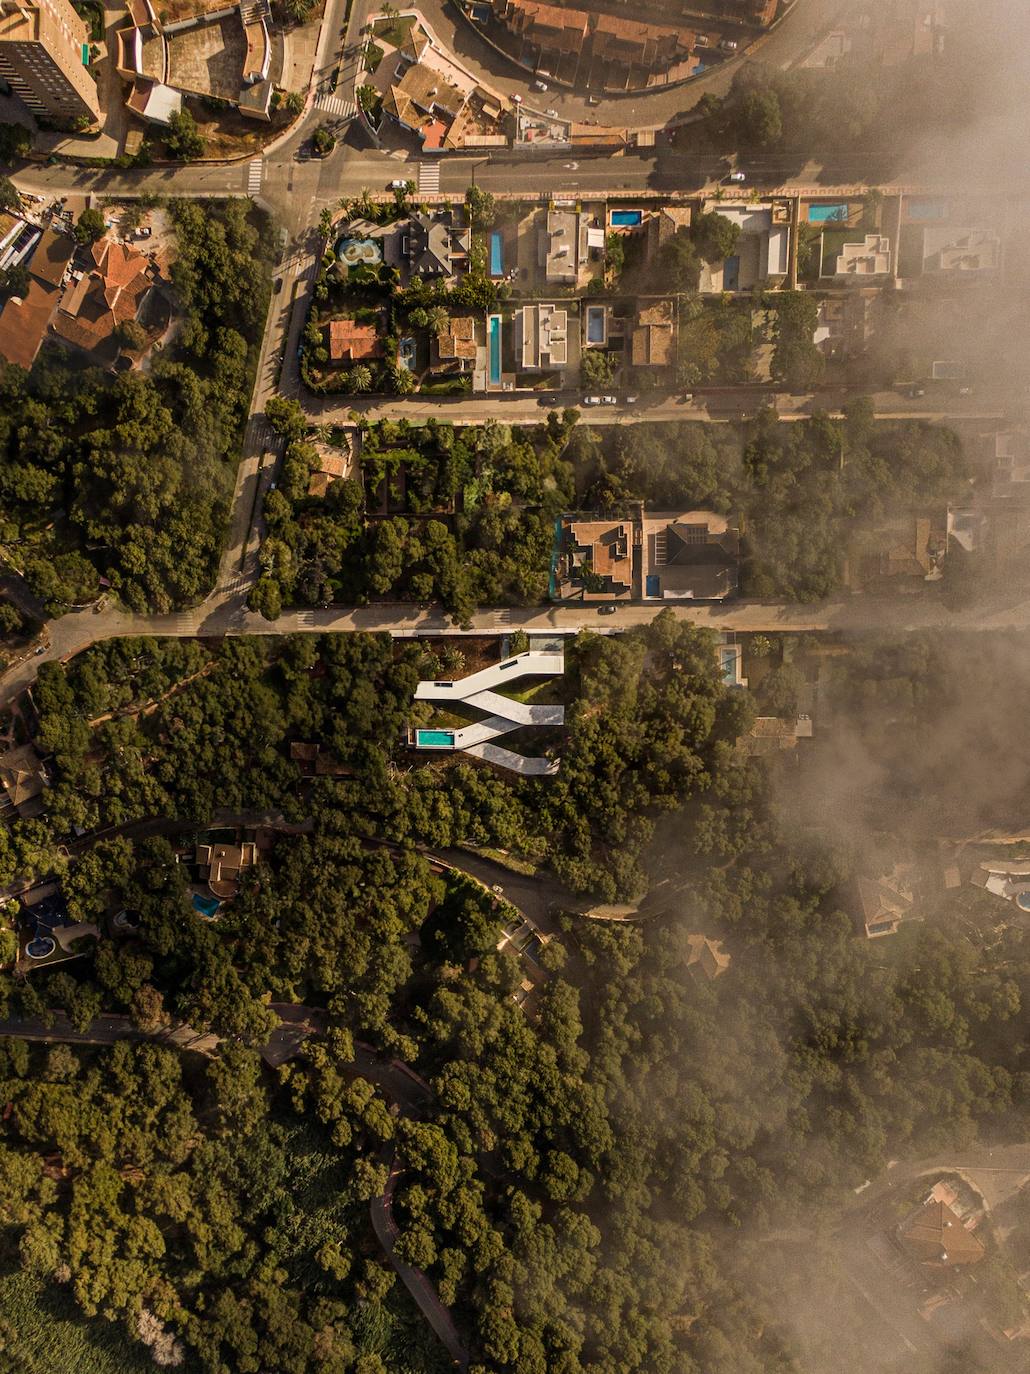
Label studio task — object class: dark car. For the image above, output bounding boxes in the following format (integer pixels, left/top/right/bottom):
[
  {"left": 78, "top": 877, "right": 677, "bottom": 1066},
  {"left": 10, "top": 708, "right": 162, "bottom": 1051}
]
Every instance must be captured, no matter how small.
[
  {"left": 598, "top": 605, "right": 618, "bottom": 615},
  {"left": 274, "top": 277, "right": 283, "bottom": 293}
]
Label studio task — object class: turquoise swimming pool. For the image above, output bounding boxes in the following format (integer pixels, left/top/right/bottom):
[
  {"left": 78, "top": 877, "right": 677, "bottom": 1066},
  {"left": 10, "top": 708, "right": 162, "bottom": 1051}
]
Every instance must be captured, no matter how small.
[
  {"left": 192, "top": 893, "right": 221, "bottom": 919},
  {"left": 808, "top": 203, "right": 848, "bottom": 223},
  {"left": 488, "top": 314, "right": 502, "bottom": 386},
  {"left": 489, "top": 231, "right": 503, "bottom": 276},
  {"left": 416, "top": 729, "right": 455, "bottom": 748},
  {"left": 611, "top": 209, "right": 642, "bottom": 226}
]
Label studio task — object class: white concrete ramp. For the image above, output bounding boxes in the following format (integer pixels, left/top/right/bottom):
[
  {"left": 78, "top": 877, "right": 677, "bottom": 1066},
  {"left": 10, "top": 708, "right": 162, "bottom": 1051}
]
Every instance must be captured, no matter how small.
[
  {"left": 412, "top": 652, "right": 566, "bottom": 775},
  {"left": 415, "top": 651, "right": 564, "bottom": 701},
  {"left": 464, "top": 689, "right": 565, "bottom": 727},
  {"left": 464, "top": 742, "right": 561, "bottom": 776}
]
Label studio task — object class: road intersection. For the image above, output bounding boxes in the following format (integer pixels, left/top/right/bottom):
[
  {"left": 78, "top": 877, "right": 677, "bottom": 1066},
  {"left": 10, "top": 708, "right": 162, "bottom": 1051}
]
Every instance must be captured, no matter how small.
[{"left": 0, "top": 0, "right": 1021, "bottom": 704}]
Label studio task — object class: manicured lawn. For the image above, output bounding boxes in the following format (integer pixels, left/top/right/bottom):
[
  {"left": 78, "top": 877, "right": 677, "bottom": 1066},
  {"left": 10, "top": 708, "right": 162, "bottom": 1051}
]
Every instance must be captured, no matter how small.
[
  {"left": 372, "top": 14, "right": 416, "bottom": 47},
  {"left": 498, "top": 677, "right": 569, "bottom": 706}
]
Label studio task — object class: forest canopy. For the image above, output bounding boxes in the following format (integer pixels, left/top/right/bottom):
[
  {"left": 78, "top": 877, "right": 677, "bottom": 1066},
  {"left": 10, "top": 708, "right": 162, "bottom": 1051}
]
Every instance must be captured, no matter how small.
[{"left": 0, "top": 200, "right": 273, "bottom": 615}]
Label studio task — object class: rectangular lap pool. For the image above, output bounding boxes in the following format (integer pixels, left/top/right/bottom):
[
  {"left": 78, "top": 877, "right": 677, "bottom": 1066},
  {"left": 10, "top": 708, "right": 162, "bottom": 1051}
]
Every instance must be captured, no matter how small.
[
  {"left": 586, "top": 305, "right": 606, "bottom": 345},
  {"left": 611, "top": 209, "right": 642, "bottom": 226},
  {"left": 489, "top": 230, "right": 503, "bottom": 277},
  {"left": 808, "top": 203, "right": 848, "bottom": 223},
  {"left": 488, "top": 313, "right": 502, "bottom": 386},
  {"left": 416, "top": 729, "right": 455, "bottom": 748}
]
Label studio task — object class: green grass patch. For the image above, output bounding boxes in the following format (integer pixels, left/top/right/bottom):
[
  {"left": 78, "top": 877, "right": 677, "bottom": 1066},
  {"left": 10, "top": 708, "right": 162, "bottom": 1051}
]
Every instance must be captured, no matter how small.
[
  {"left": 497, "top": 677, "right": 568, "bottom": 706},
  {"left": 372, "top": 13, "right": 416, "bottom": 47}
]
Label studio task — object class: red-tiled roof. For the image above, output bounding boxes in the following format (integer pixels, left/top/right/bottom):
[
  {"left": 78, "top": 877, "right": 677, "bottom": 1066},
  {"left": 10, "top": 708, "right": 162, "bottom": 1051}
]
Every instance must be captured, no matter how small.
[{"left": 328, "top": 318, "right": 383, "bottom": 363}]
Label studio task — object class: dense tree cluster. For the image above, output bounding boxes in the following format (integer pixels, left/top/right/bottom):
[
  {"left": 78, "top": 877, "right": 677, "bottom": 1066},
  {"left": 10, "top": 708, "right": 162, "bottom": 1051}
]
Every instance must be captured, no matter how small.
[
  {"left": 256, "top": 415, "right": 576, "bottom": 622},
  {"left": 2, "top": 624, "right": 1029, "bottom": 1371},
  {"left": 567, "top": 407, "right": 967, "bottom": 600},
  {"left": 0, "top": 200, "right": 273, "bottom": 614}
]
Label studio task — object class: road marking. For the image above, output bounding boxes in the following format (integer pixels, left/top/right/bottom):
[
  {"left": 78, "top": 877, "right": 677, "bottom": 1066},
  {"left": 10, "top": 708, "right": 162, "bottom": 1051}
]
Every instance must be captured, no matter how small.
[
  {"left": 418, "top": 161, "right": 441, "bottom": 194},
  {"left": 315, "top": 92, "right": 357, "bottom": 119},
  {"left": 247, "top": 157, "right": 263, "bottom": 195}
]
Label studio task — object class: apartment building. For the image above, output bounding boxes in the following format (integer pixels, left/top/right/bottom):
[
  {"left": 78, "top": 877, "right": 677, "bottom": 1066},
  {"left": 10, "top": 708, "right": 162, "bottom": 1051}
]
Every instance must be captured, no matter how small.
[{"left": 0, "top": 0, "right": 99, "bottom": 124}]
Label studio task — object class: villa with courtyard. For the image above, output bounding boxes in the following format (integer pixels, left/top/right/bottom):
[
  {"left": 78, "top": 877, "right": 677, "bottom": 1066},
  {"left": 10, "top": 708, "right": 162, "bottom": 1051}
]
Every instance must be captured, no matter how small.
[{"left": 117, "top": 0, "right": 277, "bottom": 126}]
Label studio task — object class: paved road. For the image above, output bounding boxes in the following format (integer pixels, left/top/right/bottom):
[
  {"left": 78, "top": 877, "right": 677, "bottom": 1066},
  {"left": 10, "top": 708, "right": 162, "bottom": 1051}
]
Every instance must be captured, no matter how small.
[{"left": 8, "top": 576, "right": 1030, "bottom": 706}]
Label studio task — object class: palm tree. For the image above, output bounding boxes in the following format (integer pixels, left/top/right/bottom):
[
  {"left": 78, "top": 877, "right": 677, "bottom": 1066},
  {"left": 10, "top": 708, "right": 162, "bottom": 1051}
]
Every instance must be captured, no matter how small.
[
  {"left": 426, "top": 305, "right": 449, "bottom": 334},
  {"left": 314, "top": 423, "right": 333, "bottom": 445}
]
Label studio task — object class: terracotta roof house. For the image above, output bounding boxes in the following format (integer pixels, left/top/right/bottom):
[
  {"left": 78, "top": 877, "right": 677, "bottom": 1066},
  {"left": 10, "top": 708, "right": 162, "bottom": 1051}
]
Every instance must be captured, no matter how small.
[
  {"left": 196, "top": 840, "right": 258, "bottom": 899},
  {"left": 51, "top": 235, "right": 157, "bottom": 359},
  {"left": 560, "top": 517, "right": 635, "bottom": 598},
  {"left": 0, "top": 227, "right": 74, "bottom": 371},
  {"left": 433, "top": 314, "right": 478, "bottom": 371},
  {"left": 588, "top": 13, "right": 692, "bottom": 88},
  {"left": 0, "top": 743, "right": 46, "bottom": 819},
  {"left": 492, "top": 0, "right": 691, "bottom": 89},
  {"left": 327, "top": 317, "right": 384, "bottom": 365},
  {"left": 898, "top": 1200, "right": 986, "bottom": 1268},
  {"left": 307, "top": 450, "right": 348, "bottom": 498},
  {"left": 685, "top": 933, "right": 730, "bottom": 982},
  {"left": 631, "top": 298, "right": 675, "bottom": 367},
  {"left": 644, "top": 511, "right": 740, "bottom": 599},
  {"left": 850, "top": 514, "right": 947, "bottom": 591},
  {"left": 381, "top": 60, "right": 463, "bottom": 141},
  {"left": 857, "top": 865, "right": 916, "bottom": 938}
]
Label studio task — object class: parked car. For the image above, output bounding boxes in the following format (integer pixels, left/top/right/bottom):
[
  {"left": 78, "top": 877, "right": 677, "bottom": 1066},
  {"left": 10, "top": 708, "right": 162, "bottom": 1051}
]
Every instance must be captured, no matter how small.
[
  {"left": 720, "top": 39, "right": 738, "bottom": 51},
  {"left": 388, "top": 178, "right": 408, "bottom": 190},
  {"left": 538, "top": 395, "right": 558, "bottom": 406},
  {"left": 511, "top": 93, "right": 523, "bottom": 104},
  {"left": 587, "top": 95, "right": 600, "bottom": 106},
  {"left": 598, "top": 605, "right": 618, "bottom": 615},
  {"left": 729, "top": 171, "right": 746, "bottom": 183},
  {"left": 600, "top": 395, "right": 618, "bottom": 405},
  {"left": 532, "top": 79, "right": 548, "bottom": 91},
  {"left": 273, "top": 277, "right": 283, "bottom": 293},
  {"left": 583, "top": 395, "right": 602, "bottom": 406},
  {"left": 625, "top": 393, "right": 639, "bottom": 404}
]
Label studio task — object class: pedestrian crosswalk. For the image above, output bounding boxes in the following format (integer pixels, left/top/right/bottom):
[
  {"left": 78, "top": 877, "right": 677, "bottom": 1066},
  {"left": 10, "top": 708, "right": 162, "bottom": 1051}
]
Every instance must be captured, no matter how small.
[
  {"left": 315, "top": 91, "right": 356, "bottom": 119},
  {"left": 247, "top": 418, "right": 273, "bottom": 454},
  {"left": 247, "top": 157, "right": 263, "bottom": 195},
  {"left": 418, "top": 161, "right": 441, "bottom": 195}
]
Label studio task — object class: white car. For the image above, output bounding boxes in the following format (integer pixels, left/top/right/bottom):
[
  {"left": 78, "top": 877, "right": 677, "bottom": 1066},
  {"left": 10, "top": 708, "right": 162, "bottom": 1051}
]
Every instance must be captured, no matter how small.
[
  {"left": 511, "top": 93, "right": 523, "bottom": 104},
  {"left": 583, "top": 395, "right": 602, "bottom": 406},
  {"left": 532, "top": 79, "right": 548, "bottom": 92},
  {"left": 721, "top": 39, "right": 738, "bottom": 51},
  {"left": 729, "top": 171, "right": 746, "bottom": 182},
  {"left": 601, "top": 395, "right": 618, "bottom": 405},
  {"left": 388, "top": 178, "right": 408, "bottom": 190}
]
